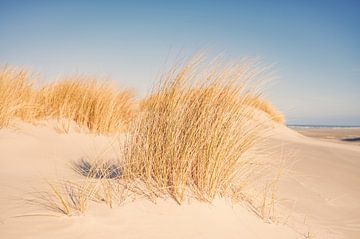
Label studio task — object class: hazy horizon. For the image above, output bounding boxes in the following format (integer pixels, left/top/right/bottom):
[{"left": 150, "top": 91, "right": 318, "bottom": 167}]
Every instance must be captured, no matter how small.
[{"left": 1, "top": 0, "right": 359, "bottom": 125}]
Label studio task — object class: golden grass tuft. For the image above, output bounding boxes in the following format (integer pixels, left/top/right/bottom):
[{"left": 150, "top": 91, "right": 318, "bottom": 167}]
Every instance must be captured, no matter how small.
[
  {"left": 35, "top": 78, "right": 135, "bottom": 134},
  {"left": 123, "top": 58, "right": 273, "bottom": 203},
  {"left": 0, "top": 67, "right": 35, "bottom": 128},
  {"left": 0, "top": 68, "right": 135, "bottom": 134}
]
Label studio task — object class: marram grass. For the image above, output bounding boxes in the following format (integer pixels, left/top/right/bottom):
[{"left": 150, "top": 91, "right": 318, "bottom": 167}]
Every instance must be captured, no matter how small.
[
  {"left": 35, "top": 78, "right": 134, "bottom": 134},
  {"left": 0, "top": 63, "right": 283, "bottom": 134},
  {"left": 123, "top": 58, "right": 274, "bottom": 204},
  {"left": 0, "top": 67, "right": 134, "bottom": 134},
  {"left": 0, "top": 67, "right": 35, "bottom": 128}
]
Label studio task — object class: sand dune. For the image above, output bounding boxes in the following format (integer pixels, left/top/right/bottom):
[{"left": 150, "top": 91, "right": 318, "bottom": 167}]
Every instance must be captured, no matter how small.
[
  {"left": 0, "top": 122, "right": 359, "bottom": 238},
  {"left": 0, "top": 122, "right": 298, "bottom": 239}
]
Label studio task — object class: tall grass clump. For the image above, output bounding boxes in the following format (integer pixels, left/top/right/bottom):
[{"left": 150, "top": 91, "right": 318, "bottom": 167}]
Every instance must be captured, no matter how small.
[
  {"left": 0, "top": 67, "right": 34, "bottom": 128},
  {"left": 0, "top": 67, "right": 135, "bottom": 134},
  {"left": 123, "top": 58, "right": 272, "bottom": 203},
  {"left": 35, "top": 77, "right": 134, "bottom": 134}
]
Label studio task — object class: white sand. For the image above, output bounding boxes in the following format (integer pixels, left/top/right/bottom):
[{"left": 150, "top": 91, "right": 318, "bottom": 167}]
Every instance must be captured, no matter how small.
[{"left": 0, "top": 122, "right": 359, "bottom": 238}]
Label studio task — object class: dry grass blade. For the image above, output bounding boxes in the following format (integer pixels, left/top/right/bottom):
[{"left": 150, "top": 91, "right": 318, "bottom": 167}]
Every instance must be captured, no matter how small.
[{"left": 28, "top": 180, "right": 99, "bottom": 216}]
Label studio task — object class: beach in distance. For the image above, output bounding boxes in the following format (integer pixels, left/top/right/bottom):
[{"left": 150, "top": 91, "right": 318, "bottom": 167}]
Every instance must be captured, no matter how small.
[{"left": 291, "top": 126, "right": 360, "bottom": 146}]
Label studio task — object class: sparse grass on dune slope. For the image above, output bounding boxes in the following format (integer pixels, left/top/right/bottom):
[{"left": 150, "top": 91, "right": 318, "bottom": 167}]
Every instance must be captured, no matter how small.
[
  {"left": 0, "top": 68, "right": 135, "bottom": 134},
  {"left": 123, "top": 58, "right": 273, "bottom": 203},
  {"left": 36, "top": 78, "right": 135, "bottom": 134},
  {"left": 244, "top": 95, "right": 285, "bottom": 124}
]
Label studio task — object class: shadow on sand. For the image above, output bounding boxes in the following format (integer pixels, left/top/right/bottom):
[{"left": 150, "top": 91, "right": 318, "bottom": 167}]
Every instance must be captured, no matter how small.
[
  {"left": 72, "top": 158, "right": 122, "bottom": 179},
  {"left": 341, "top": 137, "right": 360, "bottom": 142}
]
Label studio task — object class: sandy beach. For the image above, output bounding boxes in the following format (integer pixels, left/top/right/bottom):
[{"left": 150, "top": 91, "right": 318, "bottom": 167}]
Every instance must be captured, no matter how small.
[
  {"left": 0, "top": 123, "right": 359, "bottom": 239},
  {"left": 293, "top": 127, "right": 360, "bottom": 146}
]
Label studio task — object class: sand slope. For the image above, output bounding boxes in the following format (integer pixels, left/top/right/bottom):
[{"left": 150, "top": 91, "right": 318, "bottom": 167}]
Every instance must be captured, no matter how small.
[
  {"left": 0, "top": 122, "right": 359, "bottom": 238},
  {"left": 272, "top": 126, "right": 360, "bottom": 238}
]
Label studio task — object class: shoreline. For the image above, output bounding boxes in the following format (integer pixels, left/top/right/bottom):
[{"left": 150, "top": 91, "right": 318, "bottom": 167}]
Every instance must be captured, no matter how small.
[
  {"left": 292, "top": 127, "right": 360, "bottom": 146},
  {"left": 288, "top": 125, "right": 360, "bottom": 129}
]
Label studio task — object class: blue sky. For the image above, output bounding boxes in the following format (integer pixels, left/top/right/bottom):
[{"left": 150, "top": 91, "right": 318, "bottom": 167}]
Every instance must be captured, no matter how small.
[{"left": 1, "top": 0, "right": 359, "bottom": 125}]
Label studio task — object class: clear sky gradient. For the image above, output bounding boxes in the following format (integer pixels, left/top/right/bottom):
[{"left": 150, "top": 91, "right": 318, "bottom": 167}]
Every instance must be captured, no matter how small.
[{"left": 1, "top": 0, "right": 359, "bottom": 125}]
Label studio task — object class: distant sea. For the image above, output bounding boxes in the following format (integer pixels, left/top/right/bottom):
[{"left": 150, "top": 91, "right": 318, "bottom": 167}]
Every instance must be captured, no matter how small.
[{"left": 288, "top": 124, "right": 360, "bottom": 129}]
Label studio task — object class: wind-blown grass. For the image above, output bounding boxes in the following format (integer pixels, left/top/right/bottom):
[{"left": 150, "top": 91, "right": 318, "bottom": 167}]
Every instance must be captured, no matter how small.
[
  {"left": 0, "top": 67, "right": 34, "bottom": 128},
  {"left": 0, "top": 67, "right": 134, "bottom": 134},
  {"left": 123, "top": 58, "right": 273, "bottom": 203},
  {"left": 140, "top": 88, "right": 285, "bottom": 125},
  {"left": 36, "top": 78, "right": 134, "bottom": 134}
]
